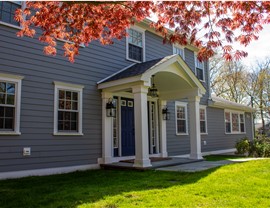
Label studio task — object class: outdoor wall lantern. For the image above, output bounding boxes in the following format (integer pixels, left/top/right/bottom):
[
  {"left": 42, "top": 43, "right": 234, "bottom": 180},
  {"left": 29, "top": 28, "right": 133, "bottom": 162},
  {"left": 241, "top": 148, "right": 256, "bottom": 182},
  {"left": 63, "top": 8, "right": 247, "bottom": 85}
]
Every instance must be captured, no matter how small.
[
  {"left": 148, "top": 75, "right": 159, "bottom": 98},
  {"left": 106, "top": 98, "right": 116, "bottom": 117},
  {"left": 162, "top": 106, "right": 170, "bottom": 120}
]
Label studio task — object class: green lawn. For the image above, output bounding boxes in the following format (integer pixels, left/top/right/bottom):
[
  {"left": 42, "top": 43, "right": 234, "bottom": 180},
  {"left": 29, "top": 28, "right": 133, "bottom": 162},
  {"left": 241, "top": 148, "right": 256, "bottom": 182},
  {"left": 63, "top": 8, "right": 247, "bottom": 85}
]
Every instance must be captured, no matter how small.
[{"left": 1, "top": 160, "right": 270, "bottom": 208}]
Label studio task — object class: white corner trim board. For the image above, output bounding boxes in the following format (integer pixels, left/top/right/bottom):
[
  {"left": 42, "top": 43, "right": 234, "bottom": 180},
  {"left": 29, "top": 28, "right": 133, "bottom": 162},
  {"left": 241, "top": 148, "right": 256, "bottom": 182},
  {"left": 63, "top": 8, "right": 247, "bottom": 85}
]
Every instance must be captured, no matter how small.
[{"left": 0, "top": 164, "right": 100, "bottom": 180}]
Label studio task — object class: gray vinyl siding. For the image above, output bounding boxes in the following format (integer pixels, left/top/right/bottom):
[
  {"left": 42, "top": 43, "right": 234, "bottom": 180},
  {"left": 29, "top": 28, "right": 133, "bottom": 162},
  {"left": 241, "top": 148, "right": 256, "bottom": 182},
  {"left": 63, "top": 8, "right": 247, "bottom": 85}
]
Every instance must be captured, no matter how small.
[
  {"left": 167, "top": 104, "right": 254, "bottom": 156},
  {"left": 0, "top": 24, "right": 130, "bottom": 172},
  {"left": 201, "top": 107, "right": 253, "bottom": 152},
  {"left": 167, "top": 101, "right": 190, "bottom": 156}
]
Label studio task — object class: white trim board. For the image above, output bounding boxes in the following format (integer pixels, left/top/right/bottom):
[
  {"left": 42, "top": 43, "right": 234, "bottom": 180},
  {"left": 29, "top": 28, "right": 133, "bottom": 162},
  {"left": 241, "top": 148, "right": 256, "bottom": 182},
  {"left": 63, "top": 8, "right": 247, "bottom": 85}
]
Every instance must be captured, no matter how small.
[{"left": 0, "top": 164, "right": 100, "bottom": 180}]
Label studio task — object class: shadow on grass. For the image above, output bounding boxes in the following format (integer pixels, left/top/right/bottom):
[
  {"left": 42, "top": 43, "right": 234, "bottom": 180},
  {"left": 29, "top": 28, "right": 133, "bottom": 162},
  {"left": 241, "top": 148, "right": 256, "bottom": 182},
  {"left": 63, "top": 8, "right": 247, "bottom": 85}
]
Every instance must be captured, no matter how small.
[{"left": 0, "top": 167, "right": 221, "bottom": 208}]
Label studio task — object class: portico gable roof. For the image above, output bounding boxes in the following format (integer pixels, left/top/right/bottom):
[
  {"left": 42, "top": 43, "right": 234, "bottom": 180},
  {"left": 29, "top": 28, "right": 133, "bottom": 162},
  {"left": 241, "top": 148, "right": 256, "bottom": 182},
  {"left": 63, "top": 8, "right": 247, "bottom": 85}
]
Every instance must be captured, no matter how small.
[{"left": 97, "top": 54, "right": 206, "bottom": 95}]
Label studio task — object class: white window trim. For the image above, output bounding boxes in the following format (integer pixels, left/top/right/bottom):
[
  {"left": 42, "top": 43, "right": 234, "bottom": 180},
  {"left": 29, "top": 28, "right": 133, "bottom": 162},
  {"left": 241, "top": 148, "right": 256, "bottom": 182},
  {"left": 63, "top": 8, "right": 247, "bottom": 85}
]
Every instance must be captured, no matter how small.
[
  {"left": 0, "top": 1, "right": 26, "bottom": 30},
  {"left": 172, "top": 44, "right": 185, "bottom": 60},
  {"left": 194, "top": 53, "right": 205, "bottom": 82},
  {"left": 53, "top": 81, "right": 84, "bottom": 136},
  {"left": 224, "top": 109, "right": 246, "bottom": 134},
  {"left": 200, "top": 105, "right": 208, "bottom": 135},
  {"left": 0, "top": 73, "right": 24, "bottom": 135},
  {"left": 175, "top": 101, "right": 188, "bottom": 136},
  {"left": 126, "top": 25, "right": 146, "bottom": 63}
]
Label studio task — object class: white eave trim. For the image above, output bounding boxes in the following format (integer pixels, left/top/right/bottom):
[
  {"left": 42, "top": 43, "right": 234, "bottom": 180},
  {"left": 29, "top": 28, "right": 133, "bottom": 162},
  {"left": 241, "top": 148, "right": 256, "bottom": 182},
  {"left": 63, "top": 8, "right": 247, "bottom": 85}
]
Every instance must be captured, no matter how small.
[{"left": 208, "top": 99, "right": 255, "bottom": 112}]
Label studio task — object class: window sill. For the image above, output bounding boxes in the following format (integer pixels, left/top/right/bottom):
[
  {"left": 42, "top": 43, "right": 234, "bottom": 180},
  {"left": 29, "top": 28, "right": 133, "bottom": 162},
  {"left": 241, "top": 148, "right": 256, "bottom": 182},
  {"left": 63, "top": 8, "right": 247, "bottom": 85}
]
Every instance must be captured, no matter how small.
[
  {"left": 0, "top": 131, "right": 21, "bottom": 136},
  {"left": 176, "top": 133, "right": 189, "bottom": 136},
  {"left": 126, "top": 57, "right": 143, "bottom": 63},
  {"left": 201, "top": 133, "right": 208, "bottom": 135},
  {"left": 53, "top": 132, "right": 84, "bottom": 136},
  {"left": 0, "top": 21, "right": 21, "bottom": 30},
  {"left": 225, "top": 132, "right": 246, "bottom": 135}
]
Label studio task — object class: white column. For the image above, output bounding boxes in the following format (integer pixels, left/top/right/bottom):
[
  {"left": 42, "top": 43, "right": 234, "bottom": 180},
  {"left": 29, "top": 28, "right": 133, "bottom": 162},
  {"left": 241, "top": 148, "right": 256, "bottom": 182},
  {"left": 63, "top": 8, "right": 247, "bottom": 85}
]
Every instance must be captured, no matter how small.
[
  {"left": 159, "top": 100, "right": 168, "bottom": 157},
  {"left": 101, "top": 91, "right": 113, "bottom": 164},
  {"left": 132, "top": 85, "right": 152, "bottom": 167},
  {"left": 188, "top": 96, "right": 203, "bottom": 159}
]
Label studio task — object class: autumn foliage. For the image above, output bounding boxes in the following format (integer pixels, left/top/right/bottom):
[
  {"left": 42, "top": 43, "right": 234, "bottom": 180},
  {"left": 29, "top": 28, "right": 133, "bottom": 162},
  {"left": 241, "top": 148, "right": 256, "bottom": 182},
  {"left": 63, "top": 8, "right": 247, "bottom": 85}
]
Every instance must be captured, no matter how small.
[{"left": 15, "top": 1, "right": 270, "bottom": 62}]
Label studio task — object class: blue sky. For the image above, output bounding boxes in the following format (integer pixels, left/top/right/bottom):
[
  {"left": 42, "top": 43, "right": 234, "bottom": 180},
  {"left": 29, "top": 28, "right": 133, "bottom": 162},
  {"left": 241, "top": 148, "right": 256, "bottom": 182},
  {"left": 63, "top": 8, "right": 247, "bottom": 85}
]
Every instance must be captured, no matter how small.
[{"left": 239, "top": 24, "right": 270, "bottom": 68}]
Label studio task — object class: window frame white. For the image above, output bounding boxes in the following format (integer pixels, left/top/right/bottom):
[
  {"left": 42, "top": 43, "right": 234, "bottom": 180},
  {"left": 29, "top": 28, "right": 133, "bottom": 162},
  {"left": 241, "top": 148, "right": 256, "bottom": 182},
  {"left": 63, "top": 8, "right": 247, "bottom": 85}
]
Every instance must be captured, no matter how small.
[
  {"left": 126, "top": 25, "right": 146, "bottom": 63},
  {"left": 194, "top": 53, "right": 205, "bottom": 82},
  {"left": 0, "top": 1, "right": 26, "bottom": 30},
  {"left": 53, "top": 81, "right": 84, "bottom": 136},
  {"left": 175, "top": 101, "right": 188, "bottom": 135},
  {"left": 0, "top": 73, "right": 23, "bottom": 135},
  {"left": 199, "top": 105, "right": 208, "bottom": 135},
  {"left": 224, "top": 110, "right": 246, "bottom": 134},
  {"left": 172, "top": 44, "right": 185, "bottom": 60}
]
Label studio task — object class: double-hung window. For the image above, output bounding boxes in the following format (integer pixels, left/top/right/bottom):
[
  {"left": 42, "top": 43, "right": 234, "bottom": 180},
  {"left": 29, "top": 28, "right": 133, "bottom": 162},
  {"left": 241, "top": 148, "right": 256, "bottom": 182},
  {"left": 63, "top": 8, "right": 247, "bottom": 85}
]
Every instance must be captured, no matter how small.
[
  {"left": 126, "top": 27, "right": 145, "bottom": 62},
  {"left": 225, "top": 110, "right": 245, "bottom": 134},
  {"left": 195, "top": 55, "right": 205, "bottom": 81},
  {"left": 175, "top": 102, "right": 188, "bottom": 135},
  {"left": 200, "top": 106, "right": 207, "bottom": 134},
  {"left": 54, "top": 82, "right": 83, "bottom": 135},
  {"left": 173, "top": 44, "right": 185, "bottom": 59},
  {"left": 0, "top": 1, "right": 25, "bottom": 28},
  {"left": 0, "top": 73, "right": 23, "bottom": 135}
]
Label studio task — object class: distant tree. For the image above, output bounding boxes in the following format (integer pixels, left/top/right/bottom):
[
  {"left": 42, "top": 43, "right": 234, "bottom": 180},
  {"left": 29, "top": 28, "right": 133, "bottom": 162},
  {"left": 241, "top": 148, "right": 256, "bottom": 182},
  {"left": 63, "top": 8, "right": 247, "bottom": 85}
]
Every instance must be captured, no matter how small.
[
  {"left": 248, "top": 59, "right": 270, "bottom": 132},
  {"left": 210, "top": 54, "right": 249, "bottom": 104},
  {"left": 15, "top": 1, "right": 270, "bottom": 62}
]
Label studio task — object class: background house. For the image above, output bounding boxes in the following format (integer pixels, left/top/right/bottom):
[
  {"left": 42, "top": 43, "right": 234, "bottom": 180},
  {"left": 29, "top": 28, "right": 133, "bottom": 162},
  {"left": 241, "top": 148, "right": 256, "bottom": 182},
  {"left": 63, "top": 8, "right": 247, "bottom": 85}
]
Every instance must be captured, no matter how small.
[{"left": 0, "top": 1, "right": 254, "bottom": 179}]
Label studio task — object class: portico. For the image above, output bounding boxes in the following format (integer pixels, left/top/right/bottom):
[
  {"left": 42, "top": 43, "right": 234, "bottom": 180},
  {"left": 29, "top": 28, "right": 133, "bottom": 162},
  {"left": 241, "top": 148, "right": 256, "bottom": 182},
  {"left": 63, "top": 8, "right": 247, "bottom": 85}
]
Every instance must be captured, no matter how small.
[{"left": 97, "top": 54, "right": 206, "bottom": 168}]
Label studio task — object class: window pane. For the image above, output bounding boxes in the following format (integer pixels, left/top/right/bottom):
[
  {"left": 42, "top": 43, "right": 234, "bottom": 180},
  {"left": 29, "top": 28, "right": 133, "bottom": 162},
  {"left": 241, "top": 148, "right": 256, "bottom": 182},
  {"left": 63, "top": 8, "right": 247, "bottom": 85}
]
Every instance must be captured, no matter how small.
[
  {"left": 177, "top": 120, "right": 186, "bottom": 133},
  {"left": 6, "top": 94, "right": 15, "bottom": 105},
  {"left": 5, "top": 107, "right": 14, "bottom": 117},
  {"left": 64, "top": 112, "right": 71, "bottom": 120},
  {"left": 240, "top": 123, "right": 245, "bottom": 132},
  {"left": 177, "top": 106, "right": 185, "bottom": 119},
  {"left": 200, "top": 109, "right": 205, "bottom": 120},
  {"left": 0, "top": 118, "right": 3, "bottom": 129},
  {"left": 66, "top": 91, "right": 71, "bottom": 100},
  {"left": 59, "top": 100, "right": 65, "bottom": 109},
  {"left": 129, "top": 44, "right": 142, "bottom": 62},
  {"left": 225, "top": 112, "right": 230, "bottom": 122},
  {"left": 4, "top": 118, "right": 13, "bottom": 129},
  {"left": 58, "top": 111, "right": 63, "bottom": 120},
  {"left": 59, "top": 90, "right": 65, "bottom": 99},
  {"left": 0, "top": 93, "right": 5, "bottom": 104},
  {"left": 0, "top": 82, "right": 6, "bottom": 93},
  {"left": 196, "top": 68, "right": 204, "bottom": 80},
  {"left": 72, "top": 92, "right": 78, "bottom": 101},
  {"left": 64, "top": 121, "right": 70, "bottom": 130},
  {"left": 0, "top": 107, "right": 4, "bottom": 117},
  {"left": 58, "top": 121, "right": 64, "bottom": 130},
  {"left": 71, "top": 112, "right": 77, "bottom": 121},
  {"left": 71, "top": 121, "right": 77, "bottom": 130},
  {"left": 240, "top": 114, "right": 244, "bottom": 123},
  {"left": 6, "top": 83, "right": 15, "bottom": 94},
  {"left": 200, "top": 121, "right": 206, "bottom": 133},
  {"left": 2, "top": 2, "right": 11, "bottom": 12},
  {"left": 72, "top": 101, "right": 77, "bottom": 110},
  {"left": 232, "top": 113, "right": 239, "bottom": 132},
  {"left": 65, "top": 101, "right": 71, "bottom": 109},
  {"left": 226, "top": 123, "right": 231, "bottom": 133}
]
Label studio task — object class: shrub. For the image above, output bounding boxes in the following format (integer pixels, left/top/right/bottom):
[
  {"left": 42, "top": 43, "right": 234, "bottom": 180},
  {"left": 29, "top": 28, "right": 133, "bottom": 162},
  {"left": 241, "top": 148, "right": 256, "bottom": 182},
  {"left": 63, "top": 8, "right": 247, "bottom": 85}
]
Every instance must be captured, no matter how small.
[
  {"left": 235, "top": 137, "right": 250, "bottom": 155},
  {"left": 235, "top": 136, "right": 270, "bottom": 157}
]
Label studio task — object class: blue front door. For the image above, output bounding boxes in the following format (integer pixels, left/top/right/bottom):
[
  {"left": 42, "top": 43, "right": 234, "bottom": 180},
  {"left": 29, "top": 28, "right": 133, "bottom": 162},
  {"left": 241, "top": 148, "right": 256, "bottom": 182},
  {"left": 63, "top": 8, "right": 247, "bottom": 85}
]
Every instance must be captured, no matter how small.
[{"left": 121, "top": 98, "right": 135, "bottom": 156}]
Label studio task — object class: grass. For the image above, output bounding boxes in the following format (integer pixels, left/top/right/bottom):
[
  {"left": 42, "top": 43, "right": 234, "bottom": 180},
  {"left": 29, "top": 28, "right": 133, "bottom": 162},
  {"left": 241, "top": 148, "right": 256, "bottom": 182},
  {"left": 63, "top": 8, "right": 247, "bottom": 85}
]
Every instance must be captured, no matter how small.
[
  {"left": 1, "top": 160, "right": 270, "bottom": 208},
  {"left": 203, "top": 154, "right": 250, "bottom": 161}
]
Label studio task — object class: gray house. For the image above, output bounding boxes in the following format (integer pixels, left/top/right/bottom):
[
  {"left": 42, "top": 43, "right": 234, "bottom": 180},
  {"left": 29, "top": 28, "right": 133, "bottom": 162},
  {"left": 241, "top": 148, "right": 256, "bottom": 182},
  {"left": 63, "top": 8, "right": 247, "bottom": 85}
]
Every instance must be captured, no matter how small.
[{"left": 0, "top": 2, "right": 254, "bottom": 179}]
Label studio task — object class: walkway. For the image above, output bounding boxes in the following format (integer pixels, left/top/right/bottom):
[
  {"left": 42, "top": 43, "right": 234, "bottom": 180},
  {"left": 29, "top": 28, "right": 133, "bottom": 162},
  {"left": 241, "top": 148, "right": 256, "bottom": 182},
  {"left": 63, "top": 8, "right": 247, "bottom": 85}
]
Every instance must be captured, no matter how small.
[{"left": 156, "top": 158, "right": 266, "bottom": 172}]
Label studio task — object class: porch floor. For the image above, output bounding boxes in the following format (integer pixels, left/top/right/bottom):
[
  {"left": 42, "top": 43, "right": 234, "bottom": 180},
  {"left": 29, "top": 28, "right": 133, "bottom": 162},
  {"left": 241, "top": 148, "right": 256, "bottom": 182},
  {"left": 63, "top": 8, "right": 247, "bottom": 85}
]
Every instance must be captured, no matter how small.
[{"left": 100, "top": 157, "right": 203, "bottom": 171}]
